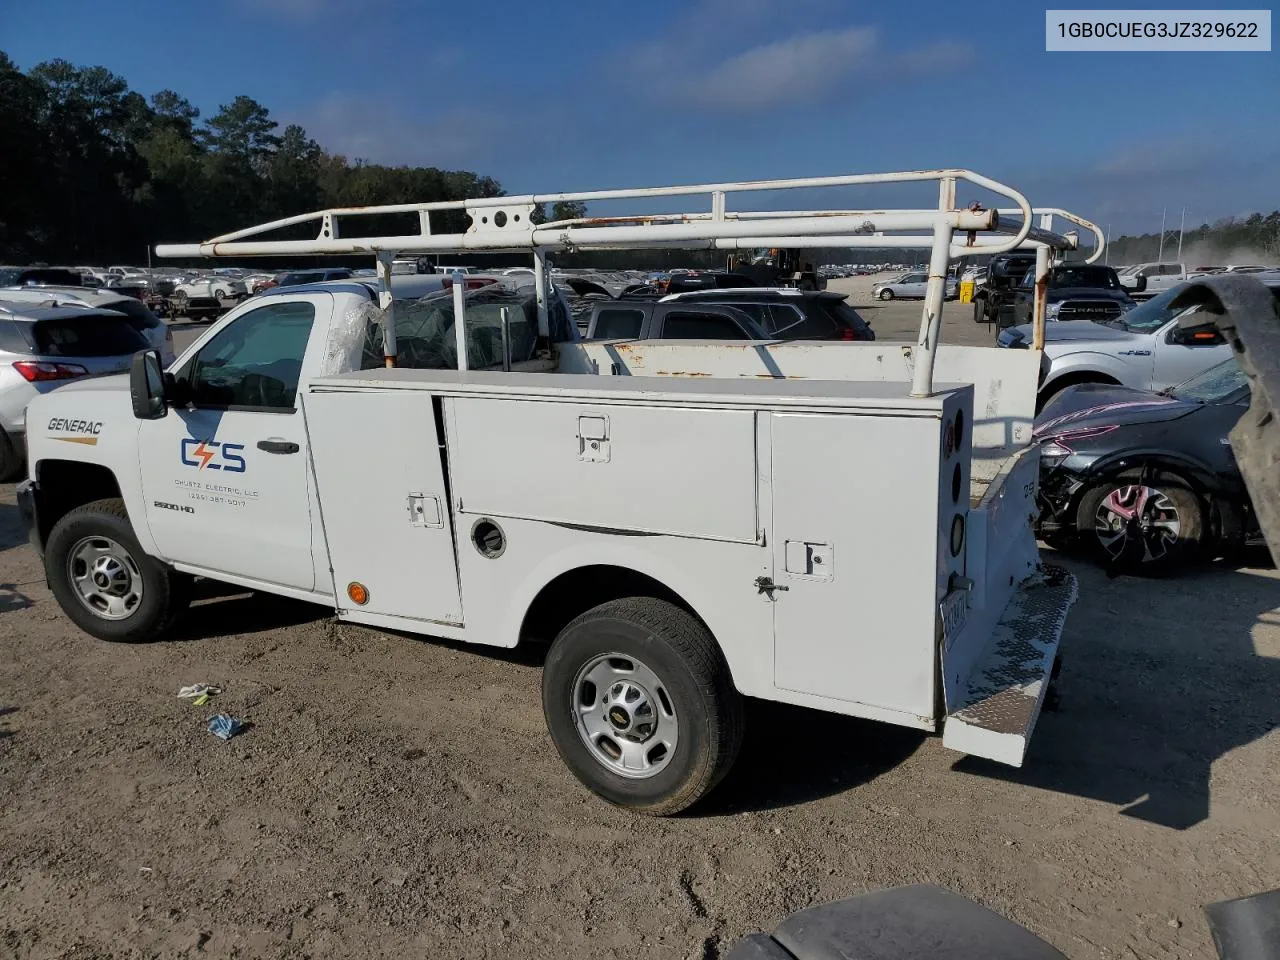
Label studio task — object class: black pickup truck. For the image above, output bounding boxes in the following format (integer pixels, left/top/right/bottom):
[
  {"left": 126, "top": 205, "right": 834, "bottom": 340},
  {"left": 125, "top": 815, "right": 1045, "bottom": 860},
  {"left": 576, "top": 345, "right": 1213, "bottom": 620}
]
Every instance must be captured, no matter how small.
[
  {"left": 1008, "top": 263, "right": 1138, "bottom": 325},
  {"left": 970, "top": 251, "right": 1037, "bottom": 324}
]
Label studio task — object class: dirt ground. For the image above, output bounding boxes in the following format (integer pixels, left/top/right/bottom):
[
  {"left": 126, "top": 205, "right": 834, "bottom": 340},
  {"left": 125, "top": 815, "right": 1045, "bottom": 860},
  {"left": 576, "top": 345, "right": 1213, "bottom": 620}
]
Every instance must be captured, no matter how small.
[{"left": 3, "top": 286, "right": 1279, "bottom": 960}]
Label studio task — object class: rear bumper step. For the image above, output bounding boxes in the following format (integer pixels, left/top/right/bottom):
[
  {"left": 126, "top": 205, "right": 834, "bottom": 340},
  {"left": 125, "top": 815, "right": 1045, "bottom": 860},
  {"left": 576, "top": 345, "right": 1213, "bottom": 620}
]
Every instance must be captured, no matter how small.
[{"left": 942, "top": 564, "right": 1078, "bottom": 767}]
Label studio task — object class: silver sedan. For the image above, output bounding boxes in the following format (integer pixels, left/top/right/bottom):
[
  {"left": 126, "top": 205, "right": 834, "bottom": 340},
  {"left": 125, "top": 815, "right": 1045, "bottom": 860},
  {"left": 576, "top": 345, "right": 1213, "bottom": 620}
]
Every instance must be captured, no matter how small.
[{"left": 871, "top": 272, "right": 958, "bottom": 301}]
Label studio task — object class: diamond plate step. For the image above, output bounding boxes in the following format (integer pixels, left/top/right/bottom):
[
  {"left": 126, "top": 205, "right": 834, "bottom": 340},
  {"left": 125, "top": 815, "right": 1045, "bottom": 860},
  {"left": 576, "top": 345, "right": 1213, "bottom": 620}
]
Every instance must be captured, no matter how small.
[{"left": 942, "top": 564, "right": 1078, "bottom": 767}]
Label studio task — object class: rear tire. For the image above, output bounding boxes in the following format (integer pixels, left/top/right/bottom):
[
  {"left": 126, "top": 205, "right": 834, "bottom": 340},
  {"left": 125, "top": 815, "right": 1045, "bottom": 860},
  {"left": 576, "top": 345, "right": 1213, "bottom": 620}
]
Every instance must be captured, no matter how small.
[
  {"left": 45, "top": 498, "right": 190, "bottom": 642},
  {"left": 973, "top": 298, "right": 986, "bottom": 323},
  {"left": 542, "top": 597, "right": 743, "bottom": 816},
  {"left": 1075, "top": 472, "right": 1204, "bottom": 574}
]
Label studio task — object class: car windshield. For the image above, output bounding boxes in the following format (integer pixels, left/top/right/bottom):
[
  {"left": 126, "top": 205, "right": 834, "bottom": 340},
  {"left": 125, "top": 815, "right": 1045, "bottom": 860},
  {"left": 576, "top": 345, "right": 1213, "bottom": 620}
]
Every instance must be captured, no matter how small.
[
  {"left": 1117, "top": 285, "right": 1194, "bottom": 332},
  {"left": 1052, "top": 266, "right": 1119, "bottom": 289},
  {"left": 1168, "top": 359, "right": 1248, "bottom": 403}
]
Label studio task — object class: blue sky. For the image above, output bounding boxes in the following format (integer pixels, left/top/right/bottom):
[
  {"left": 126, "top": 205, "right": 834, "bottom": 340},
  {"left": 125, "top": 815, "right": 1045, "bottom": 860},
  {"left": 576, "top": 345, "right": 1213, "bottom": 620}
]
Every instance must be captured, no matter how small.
[{"left": 5, "top": 0, "right": 1277, "bottom": 234}]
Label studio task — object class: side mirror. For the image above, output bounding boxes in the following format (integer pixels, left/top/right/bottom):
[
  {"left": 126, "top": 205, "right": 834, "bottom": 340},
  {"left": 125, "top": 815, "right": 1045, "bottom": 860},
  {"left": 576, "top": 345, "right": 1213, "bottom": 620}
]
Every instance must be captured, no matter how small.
[
  {"left": 1170, "top": 322, "right": 1224, "bottom": 347},
  {"left": 130, "top": 350, "right": 168, "bottom": 420},
  {"left": 1133, "top": 275, "right": 1148, "bottom": 293}
]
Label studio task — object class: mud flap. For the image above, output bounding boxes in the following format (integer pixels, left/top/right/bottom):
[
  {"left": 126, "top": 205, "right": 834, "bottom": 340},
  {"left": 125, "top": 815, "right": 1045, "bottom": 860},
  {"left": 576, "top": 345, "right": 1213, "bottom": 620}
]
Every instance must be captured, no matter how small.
[
  {"left": 1171, "top": 276, "right": 1280, "bottom": 561},
  {"left": 942, "top": 564, "right": 1078, "bottom": 767}
]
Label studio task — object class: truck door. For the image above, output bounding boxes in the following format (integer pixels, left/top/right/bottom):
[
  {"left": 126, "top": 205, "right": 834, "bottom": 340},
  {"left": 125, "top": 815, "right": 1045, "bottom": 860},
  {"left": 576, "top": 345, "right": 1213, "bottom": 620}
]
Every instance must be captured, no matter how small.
[
  {"left": 138, "top": 295, "right": 332, "bottom": 590},
  {"left": 1150, "top": 314, "right": 1231, "bottom": 391}
]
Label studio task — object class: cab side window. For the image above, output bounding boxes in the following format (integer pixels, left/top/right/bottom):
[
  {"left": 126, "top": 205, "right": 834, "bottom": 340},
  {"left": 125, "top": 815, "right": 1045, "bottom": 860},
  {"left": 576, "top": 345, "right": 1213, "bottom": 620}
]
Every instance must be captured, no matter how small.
[{"left": 187, "top": 302, "right": 315, "bottom": 412}]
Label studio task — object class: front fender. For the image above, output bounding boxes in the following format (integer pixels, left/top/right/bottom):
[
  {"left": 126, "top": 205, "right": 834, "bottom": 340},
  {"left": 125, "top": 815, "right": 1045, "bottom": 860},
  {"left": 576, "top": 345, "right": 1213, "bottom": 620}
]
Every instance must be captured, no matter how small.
[
  {"left": 1081, "top": 448, "right": 1225, "bottom": 496},
  {"left": 1042, "top": 350, "right": 1134, "bottom": 390}
]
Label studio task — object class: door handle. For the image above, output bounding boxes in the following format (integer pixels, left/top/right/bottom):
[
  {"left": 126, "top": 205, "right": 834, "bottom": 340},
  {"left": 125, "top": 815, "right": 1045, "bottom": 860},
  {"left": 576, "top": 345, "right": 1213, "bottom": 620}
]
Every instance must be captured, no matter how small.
[{"left": 257, "top": 439, "right": 299, "bottom": 454}]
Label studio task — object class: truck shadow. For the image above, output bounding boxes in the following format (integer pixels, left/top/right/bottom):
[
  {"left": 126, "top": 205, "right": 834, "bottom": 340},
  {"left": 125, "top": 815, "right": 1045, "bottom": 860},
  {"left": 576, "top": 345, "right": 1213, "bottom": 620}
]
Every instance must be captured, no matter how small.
[
  {"left": 169, "top": 580, "right": 323, "bottom": 641},
  {"left": 699, "top": 701, "right": 925, "bottom": 816},
  {"left": 952, "top": 552, "right": 1280, "bottom": 830}
]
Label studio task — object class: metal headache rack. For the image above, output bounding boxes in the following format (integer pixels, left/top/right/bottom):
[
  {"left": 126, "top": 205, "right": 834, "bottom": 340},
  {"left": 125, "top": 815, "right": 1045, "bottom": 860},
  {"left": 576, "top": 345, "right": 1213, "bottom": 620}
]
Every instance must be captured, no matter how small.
[{"left": 156, "top": 168, "right": 1101, "bottom": 396}]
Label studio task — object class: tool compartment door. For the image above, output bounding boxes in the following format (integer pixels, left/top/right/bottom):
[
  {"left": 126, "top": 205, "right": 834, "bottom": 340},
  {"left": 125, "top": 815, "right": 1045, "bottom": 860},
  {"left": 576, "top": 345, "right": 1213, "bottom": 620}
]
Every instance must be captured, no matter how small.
[
  {"left": 305, "top": 390, "right": 462, "bottom": 624},
  {"left": 769, "top": 412, "right": 939, "bottom": 717},
  {"left": 447, "top": 397, "right": 758, "bottom": 542}
]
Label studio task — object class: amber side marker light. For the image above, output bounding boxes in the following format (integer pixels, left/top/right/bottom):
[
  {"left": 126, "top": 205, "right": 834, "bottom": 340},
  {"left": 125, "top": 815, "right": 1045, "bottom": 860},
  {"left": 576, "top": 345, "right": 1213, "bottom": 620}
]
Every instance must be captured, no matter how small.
[{"left": 347, "top": 582, "right": 370, "bottom": 605}]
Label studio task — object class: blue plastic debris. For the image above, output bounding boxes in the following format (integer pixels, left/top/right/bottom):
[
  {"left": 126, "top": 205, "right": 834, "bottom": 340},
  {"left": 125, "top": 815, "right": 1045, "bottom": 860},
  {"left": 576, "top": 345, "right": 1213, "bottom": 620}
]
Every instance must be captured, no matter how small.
[{"left": 207, "top": 714, "right": 246, "bottom": 741}]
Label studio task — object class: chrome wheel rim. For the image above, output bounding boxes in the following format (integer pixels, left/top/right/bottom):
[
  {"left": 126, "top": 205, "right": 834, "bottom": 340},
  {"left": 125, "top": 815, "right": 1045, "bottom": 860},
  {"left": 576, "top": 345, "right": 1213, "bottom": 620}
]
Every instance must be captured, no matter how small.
[
  {"left": 571, "top": 654, "right": 678, "bottom": 779},
  {"left": 67, "top": 535, "right": 144, "bottom": 620},
  {"left": 1093, "top": 485, "right": 1182, "bottom": 562}
]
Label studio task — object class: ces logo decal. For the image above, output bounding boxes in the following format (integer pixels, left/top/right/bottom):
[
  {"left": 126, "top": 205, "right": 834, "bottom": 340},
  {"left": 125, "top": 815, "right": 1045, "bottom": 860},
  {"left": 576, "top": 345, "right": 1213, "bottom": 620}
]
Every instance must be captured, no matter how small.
[{"left": 180, "top": 439, "right": 246, "bottom": 473}]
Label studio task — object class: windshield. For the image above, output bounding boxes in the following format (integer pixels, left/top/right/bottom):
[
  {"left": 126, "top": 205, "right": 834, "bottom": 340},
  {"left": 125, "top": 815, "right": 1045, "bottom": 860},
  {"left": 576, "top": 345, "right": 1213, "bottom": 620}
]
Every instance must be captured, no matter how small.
[
  {"left": 1052, "top": 266, "right": 1120, "bottom": 289},
  {"left": 1168, "top": 359, "right": 1248, "bottom": 403},
  {"left": 1118, "top": 285, "right": 1194, "bottom": 332}
]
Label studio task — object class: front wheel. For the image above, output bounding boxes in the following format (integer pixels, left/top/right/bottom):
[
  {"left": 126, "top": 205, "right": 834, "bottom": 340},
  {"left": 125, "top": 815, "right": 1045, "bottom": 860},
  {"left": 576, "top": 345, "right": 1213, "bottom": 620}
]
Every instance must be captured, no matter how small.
[
  {"left": 1076, "top": 473, "right": 1204, "bottom": 573},
  {"left": 878, "top": 288, "right": 894, "bottom": 301},
  {"left": 542, "top": 597, "right": 743, "bottom": 816},
  {"left": 45, "top": 498, "right": 190, "bottom": 641}
]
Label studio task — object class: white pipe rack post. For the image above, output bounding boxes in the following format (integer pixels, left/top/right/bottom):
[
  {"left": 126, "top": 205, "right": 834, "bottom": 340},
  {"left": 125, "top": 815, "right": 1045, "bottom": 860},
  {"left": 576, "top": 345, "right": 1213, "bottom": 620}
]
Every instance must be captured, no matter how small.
[
  {"left": 910, "top": 177, "right": 957, "bottom": 398},
  {"left": 451, "top": 272, "right": 468, "bottom": 372},
  {"left": 533, "top": 249, "right": 549, "bottom": 338},
  {"left": 377, "top": 251, "right": 397, "bottom": 367}
]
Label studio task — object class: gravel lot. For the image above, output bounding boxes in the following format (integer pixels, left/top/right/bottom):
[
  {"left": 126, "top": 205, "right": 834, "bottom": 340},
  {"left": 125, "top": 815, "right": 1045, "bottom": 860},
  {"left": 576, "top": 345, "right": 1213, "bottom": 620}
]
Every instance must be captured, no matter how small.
[{"left": 3, "top": 279, "right": 1278, "bottom": 959}]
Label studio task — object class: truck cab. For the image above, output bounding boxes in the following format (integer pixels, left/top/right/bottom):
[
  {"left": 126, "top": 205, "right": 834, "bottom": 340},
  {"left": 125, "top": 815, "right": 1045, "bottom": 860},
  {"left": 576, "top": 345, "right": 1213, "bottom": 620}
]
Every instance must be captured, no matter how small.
[{"left": 1119, "top": 262, "right": 1186, "bottom": 298}]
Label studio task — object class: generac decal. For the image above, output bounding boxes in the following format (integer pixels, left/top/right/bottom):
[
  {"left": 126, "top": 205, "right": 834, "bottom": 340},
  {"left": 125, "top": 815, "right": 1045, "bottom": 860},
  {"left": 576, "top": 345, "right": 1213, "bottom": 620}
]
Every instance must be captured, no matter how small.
[{"left": 48, "top": 417, "right": 103, "bottom": 446}]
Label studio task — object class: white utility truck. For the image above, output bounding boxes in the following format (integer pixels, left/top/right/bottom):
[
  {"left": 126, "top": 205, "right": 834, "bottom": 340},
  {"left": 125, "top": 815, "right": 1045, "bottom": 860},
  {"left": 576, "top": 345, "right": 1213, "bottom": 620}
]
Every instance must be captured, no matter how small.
[{"left": 18, "top": 170, "right": 1090, "bottom": 815}]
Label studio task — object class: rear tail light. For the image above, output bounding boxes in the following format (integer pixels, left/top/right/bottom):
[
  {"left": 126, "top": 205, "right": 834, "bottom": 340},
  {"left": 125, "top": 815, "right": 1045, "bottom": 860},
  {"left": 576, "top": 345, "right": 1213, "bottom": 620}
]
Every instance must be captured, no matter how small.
[
  {"left": 13, "top": 361, "right": 90, "bottom": 382},
  {"left": 441, "top": 276, "right": 499, "bottom": 290},
  {"left": 837, "top": 327, "right": 857, "bottom": 341}
]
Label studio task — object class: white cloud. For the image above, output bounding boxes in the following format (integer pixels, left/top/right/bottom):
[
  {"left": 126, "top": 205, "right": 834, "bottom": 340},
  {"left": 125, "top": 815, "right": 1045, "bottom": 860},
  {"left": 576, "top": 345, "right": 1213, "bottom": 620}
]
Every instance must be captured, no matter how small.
[
  {"left": 619, "top": 20, "right": 976, "bottom": 114},
  {"left": 690, "top": 28, "right": 878, "bottom": 109}
]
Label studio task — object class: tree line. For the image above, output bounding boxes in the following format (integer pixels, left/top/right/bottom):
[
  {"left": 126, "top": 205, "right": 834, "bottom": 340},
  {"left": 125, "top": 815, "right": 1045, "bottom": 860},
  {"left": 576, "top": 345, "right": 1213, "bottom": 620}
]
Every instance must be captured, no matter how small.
[
  {"left": 1106, "top": 212, "right": 1280, "bottom": 266},
  {"left": 0, "top": 52, "right": 591, "bottom": 268}
]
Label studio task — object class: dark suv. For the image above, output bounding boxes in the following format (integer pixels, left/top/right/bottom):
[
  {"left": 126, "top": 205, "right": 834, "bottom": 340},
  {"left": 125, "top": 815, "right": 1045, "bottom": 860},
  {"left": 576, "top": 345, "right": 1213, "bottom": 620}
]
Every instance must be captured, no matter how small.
[
  {"left": 586, "top": 289, "right": 873, "bottom": 342},
  {"left": 659, "top": 288, "right": 874, "bottom": 340}
]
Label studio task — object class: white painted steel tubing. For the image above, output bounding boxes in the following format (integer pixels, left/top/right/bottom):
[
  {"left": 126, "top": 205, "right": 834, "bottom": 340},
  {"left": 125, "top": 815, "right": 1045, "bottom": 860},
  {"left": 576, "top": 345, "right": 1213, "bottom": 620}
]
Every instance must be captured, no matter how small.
[
  {"left": 452, "top": 272, "right": 468, "bottom": 373},
  {"left": 157, "top": 211, "right": 998, "bottom": 260},
  {"left": 997, "top": 208, "right": 1105, "bottom": 263},
  {"left": 157, "top": 168, "right": 1036, "bottom": 261}
]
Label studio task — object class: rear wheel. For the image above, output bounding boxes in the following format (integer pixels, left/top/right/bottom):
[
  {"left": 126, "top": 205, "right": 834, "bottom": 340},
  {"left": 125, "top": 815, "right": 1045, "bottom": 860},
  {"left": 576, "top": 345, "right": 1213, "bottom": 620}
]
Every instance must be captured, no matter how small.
[
  {"left": 1076, "top": 472, "right": 1204, "bottom": 573},
  {"left": 45, "top": 498, "right": 190, "bottom": 641},
  {"left": 972, "top": 298, "right": 986, "bottom": 323},
  {"left": 878, "top": 288, "right": 894, "bottom": 301},
  {"left": 542, "top": 597, "right": 743, "bottom": 816}
]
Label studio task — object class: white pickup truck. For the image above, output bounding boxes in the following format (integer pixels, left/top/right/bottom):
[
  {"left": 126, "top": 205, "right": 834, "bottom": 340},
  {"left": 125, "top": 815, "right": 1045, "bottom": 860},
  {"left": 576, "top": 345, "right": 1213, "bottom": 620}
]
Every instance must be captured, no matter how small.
[{"left": 17, "top": 170, "right": 1086, "bottom": 815}]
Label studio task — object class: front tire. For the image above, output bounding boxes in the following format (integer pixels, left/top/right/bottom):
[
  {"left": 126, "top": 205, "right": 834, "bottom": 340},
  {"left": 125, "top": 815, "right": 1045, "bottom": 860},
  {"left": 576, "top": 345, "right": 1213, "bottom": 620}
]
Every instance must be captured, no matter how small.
[
  {"left": 542, "top": 597, "right": 743, "bottom": 816},
  {"left": 878, "top": 288, "right": 894, "bottom": 301},
  {"left": 45, "top": 498, "right": 190, "bottom": 642},
  {"left": 1076, "top": 472, "right": 1204, "bottom": 573}
]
